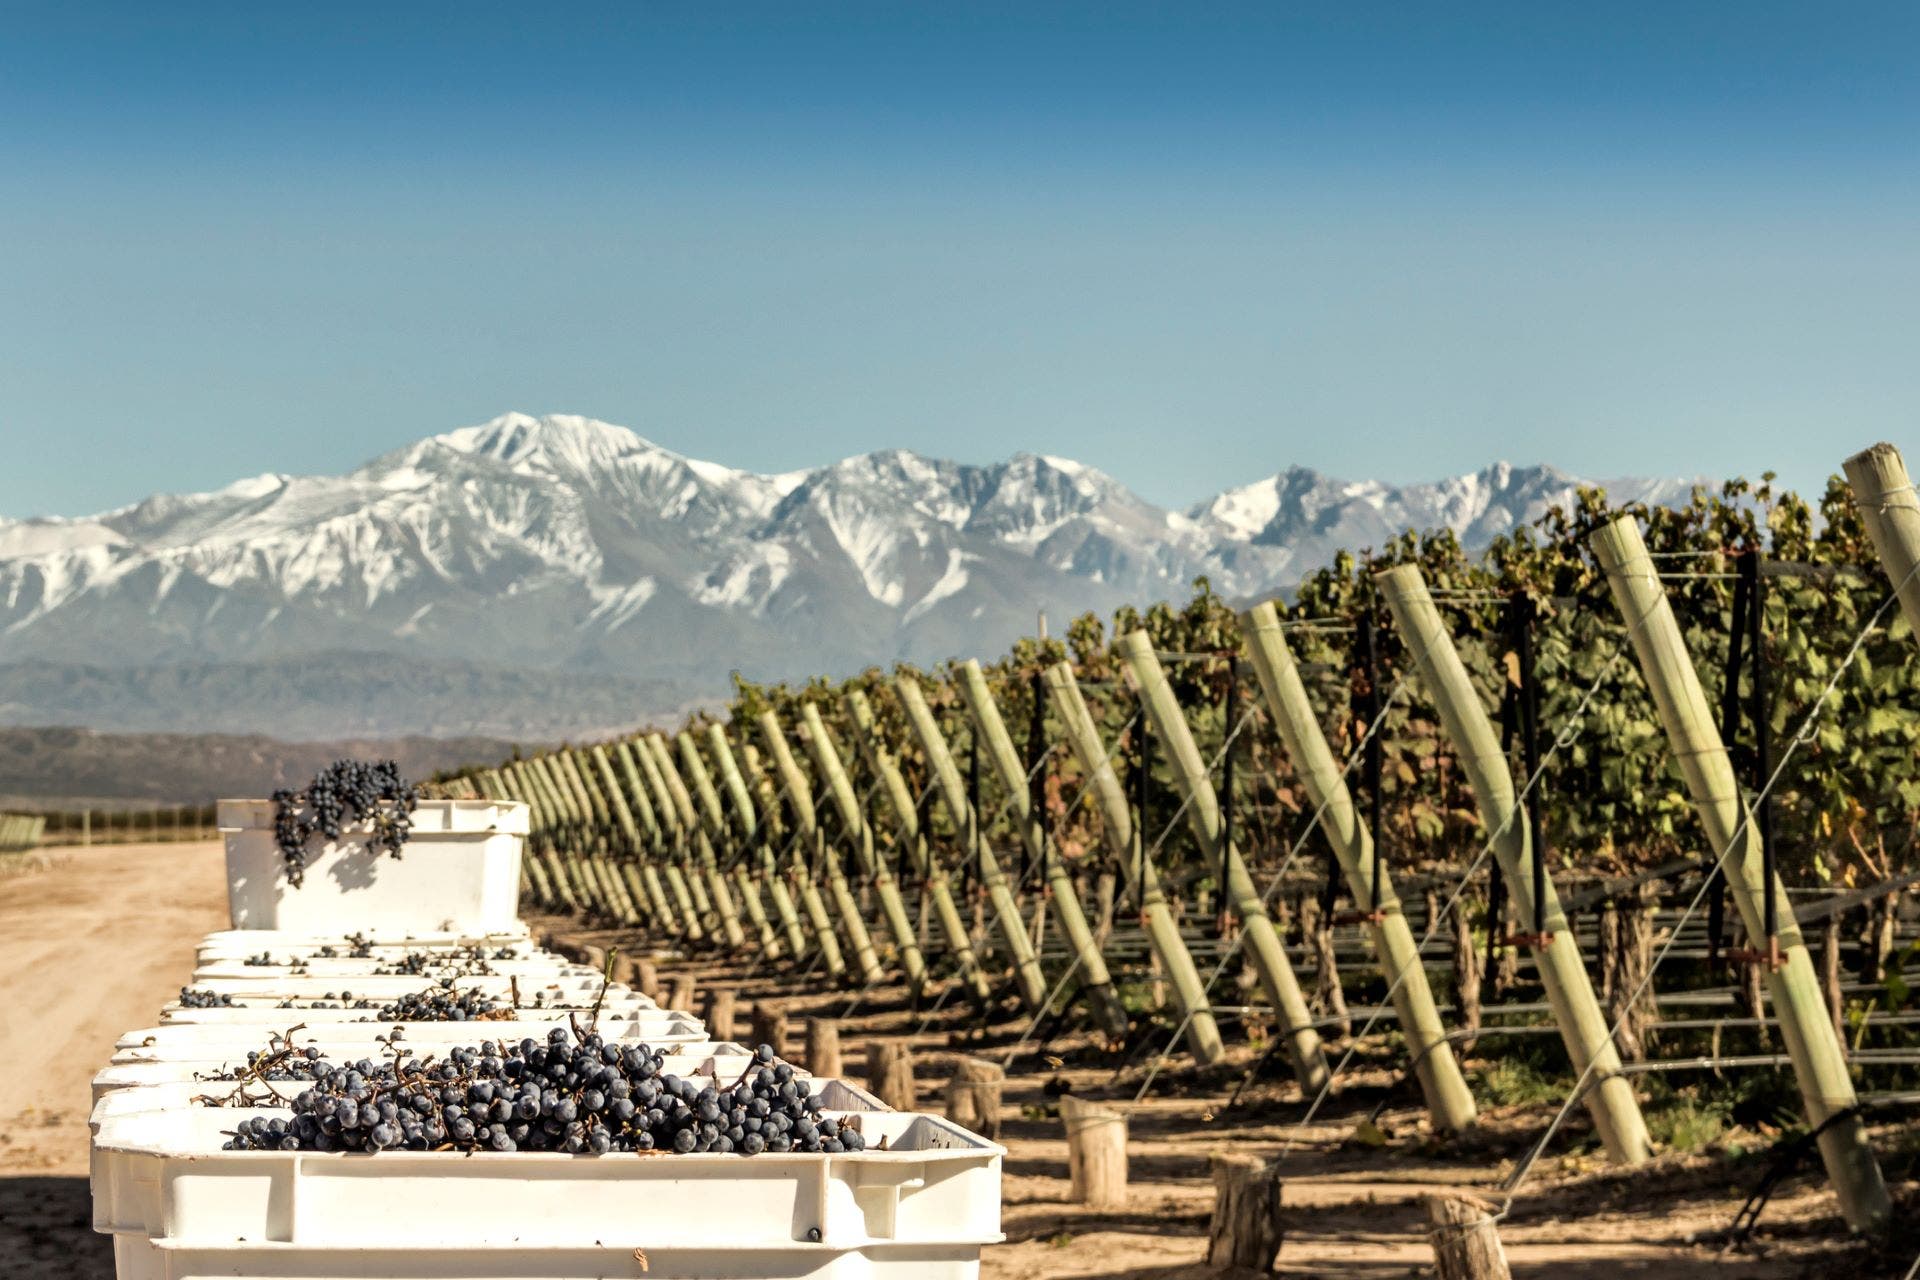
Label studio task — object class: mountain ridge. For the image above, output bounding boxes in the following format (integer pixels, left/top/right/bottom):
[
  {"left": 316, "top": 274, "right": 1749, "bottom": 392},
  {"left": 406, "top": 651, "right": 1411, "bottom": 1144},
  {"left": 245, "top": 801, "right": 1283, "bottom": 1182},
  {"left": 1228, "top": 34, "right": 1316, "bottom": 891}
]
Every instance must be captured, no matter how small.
[{"left": 0, "top": 412, "right": 1700, "bottom": 737}]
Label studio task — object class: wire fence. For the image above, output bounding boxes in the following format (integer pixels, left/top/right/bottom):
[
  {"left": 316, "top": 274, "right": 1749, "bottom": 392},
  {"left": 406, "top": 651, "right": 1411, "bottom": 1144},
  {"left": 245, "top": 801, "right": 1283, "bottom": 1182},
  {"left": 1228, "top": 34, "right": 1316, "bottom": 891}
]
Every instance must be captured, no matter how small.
[{"left": 22, "top": 803, "right": 221, "bottom": 847}]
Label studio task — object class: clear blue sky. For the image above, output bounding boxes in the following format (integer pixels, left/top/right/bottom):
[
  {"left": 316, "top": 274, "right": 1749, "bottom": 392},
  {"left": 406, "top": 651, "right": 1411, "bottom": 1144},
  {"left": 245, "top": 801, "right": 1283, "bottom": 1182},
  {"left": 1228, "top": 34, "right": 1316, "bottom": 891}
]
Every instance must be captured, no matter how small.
[{"left": 3, "top": 3, "right": 1916, "bottom": 518}]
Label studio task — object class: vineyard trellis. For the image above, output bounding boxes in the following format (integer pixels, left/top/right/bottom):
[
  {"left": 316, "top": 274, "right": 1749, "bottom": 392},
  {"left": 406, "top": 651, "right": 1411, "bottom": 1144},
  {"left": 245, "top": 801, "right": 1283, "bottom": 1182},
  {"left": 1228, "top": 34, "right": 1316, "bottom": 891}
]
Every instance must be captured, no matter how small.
[{"left": 432, "top": 443, "right": 1920, "bottom": 1252}]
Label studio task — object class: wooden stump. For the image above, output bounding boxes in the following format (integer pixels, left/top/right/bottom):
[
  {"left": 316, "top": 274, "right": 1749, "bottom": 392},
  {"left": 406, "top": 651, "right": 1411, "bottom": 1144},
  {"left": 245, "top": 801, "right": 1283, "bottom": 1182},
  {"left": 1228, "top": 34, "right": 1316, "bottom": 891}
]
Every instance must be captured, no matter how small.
[
  {"left": 704, "top": 987, "right": 737, "bottom": 1042},
  {"left": 1424, "top": 1193, "right": 1511, "bottom": 1280},
  {"left": 1603, "top": 884, "right": 1660, "bottom": 1061},
  {"left": 943, "top": 1056, "right": 1004, "bottom": 1140},
  {"left": 807, "top": 1018, "right": 842, "bottom": 1079},
  {"left": 627, "top": 955, "right": 660, "bottom": 1003},
  {"left": 866, "top": 1040, "right": 916, "bottom": 1111},
  {"left": 751, "top": 1002, "right": 789, "bottom": 1058},
  {"left": 666, "top": 974, "right": 697, "bottom": 1015},
  {"left": 1059, "top": 1095, "right": 1127, "bottom": 1208},
  {"left": 582, "top": 943, "right": 610, "bottom": 974},
  {"left": 1206, "top": 1153, "right": 1283, "bottom": 1271}
]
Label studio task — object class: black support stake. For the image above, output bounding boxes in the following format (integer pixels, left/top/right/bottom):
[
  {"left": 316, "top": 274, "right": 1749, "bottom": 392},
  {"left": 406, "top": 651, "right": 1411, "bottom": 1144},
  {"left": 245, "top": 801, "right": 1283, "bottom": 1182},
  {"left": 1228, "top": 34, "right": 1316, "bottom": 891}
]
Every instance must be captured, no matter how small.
[
  {"left": 1026, "top": 670, "right": 1046, "bottom": 887},
  {"left": 1220, "top": 654, "right": 1238, "bottom": 918},
  {"left": 1359, "top": 610, "right": 1384, "bottom": 912},
  {"left": 1748, "top": 549, "right": 1776, "bottom": 950},
  {"left": 1518, "top": 595, "right": 1546, "bottom": 938},
  {"left": 1711, "top": 550, "right": 1752, "bottom": 966},
  {"left": 1133, "top": 707, "right": 1150, "bottom": 914}
]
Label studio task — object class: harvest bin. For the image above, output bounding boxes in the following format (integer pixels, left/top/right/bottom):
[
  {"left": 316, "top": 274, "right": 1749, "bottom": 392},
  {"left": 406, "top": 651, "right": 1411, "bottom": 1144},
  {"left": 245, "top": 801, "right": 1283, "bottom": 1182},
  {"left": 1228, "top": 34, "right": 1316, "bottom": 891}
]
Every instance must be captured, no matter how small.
[{"left": 219, "top": 799, "right": 528, "bottom": 933}]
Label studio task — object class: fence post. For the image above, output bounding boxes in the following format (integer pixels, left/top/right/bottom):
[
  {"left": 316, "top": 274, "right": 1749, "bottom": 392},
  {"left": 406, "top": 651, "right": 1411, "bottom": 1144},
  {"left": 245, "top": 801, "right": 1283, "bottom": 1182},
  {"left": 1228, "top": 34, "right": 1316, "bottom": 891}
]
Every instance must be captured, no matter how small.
[{"left": 1593, "top": 514, "right": 1889, "bottom": 1231}]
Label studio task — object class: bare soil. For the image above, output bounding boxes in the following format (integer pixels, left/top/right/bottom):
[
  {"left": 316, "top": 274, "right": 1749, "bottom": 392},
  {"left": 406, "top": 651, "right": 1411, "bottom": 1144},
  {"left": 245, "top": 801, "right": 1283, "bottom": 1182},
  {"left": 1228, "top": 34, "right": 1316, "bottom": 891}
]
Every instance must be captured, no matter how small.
[{"left": 3, "top": 848, "right": 1914, "bottom": 1279}]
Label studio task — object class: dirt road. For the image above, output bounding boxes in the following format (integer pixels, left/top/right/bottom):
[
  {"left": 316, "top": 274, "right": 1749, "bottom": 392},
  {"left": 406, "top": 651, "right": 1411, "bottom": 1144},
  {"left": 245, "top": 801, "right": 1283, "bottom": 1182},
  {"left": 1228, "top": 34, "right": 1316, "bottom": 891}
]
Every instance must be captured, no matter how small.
[{"left": 0, "top": 841, "right": 226, "bottom": 1278}]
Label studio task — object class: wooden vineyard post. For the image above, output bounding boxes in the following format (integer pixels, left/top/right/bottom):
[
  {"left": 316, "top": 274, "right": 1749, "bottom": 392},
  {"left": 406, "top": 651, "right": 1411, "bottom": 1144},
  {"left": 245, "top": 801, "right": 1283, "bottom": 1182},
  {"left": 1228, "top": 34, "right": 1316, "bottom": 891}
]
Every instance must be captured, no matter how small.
[
  {"left": 799, "top": 702, "right": 928, "bottom": 988},
  {"left": 1059, "top": 1096, "right": 1128, "bottom": 1208},
  {"left": 892, "top": 677, "right": 1050, "bottom": 1012},
  {"left": 843, "top": 689, "right": 992, "bottom": 1001},
  {"left": 704, "top": 724, "right": 794, "bottom": 959},
  {"left": 1845, "top": 443, "right": 1920, "bottom": 636},
  {"left": 1377, "top": 569, "right": 1648, "bottom": 1158},
  {"left": 667, "top": 974, "right": 697, "bottom": 1015},
  {"left": 1043, "top": 661, "right": 1224, "bottom": 1063},
  {"left": 954, "top": 659, "right": 1129, "bottom": 1038},
  {"left": 751, "top": 1002, "right": 789, "bottom": 1057},
  {"left": 1424, "top": 1194, "right": 1512, "bottom": 1280},
  {"left": 866, "top": 1040, "right": 917, "bottom": 1110},
  {"left": 943, "top": 1056, "right": 1004, "bottom": 1140},
  {"left": 640, "top": 735, "right": 718, "bottom": 924},
  {"left": 680, "top": 731, "right": 775, "bottom": 954},
  {"left": 806, "top": 1017, "right": 843, "bottom": 1078},
  {"left": 1594, "top": 514, "right": 1891, "bottom": 1231},
  {"left": 704, "top": 987, "right": 737, "bottom": 1042},
  {"left": 1241, "top": 601, "right": 1476, "bottom": 1133},
  {"left": 752, "top": 710, "right": 852, "bottom": 981},
  {"left": 1117, "top": 631, "right": 1329, "bottom": 1093},
  {"left": 1207, "top": 1154, "right": 1284, "bottom": 1271}
]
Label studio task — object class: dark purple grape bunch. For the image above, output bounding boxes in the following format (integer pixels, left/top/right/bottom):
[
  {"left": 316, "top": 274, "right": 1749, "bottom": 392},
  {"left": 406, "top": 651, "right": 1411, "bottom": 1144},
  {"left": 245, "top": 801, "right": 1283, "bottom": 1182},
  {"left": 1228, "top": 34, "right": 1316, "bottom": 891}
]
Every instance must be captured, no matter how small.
[
  {"left": 178, "top": 987, "right": 238, "bottom": 1008},
  {"left": 272, "top": 760, "right": 420, "bottom": 886},
  {"left": 221, "top": 1034, "right": 865, "bottom": 1156},
  {"left": 363, "top": 983, "right": 501, "bottom": 1022}
]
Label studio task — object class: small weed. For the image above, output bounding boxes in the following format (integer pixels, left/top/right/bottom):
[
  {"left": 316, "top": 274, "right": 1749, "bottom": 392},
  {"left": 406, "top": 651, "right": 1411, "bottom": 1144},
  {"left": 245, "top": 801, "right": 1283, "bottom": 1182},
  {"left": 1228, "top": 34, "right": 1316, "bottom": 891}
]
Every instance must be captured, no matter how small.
[
  {"left": 1648, "top": 1096, "right": 1727, "bottom": 1153},
  {"left": 1473, "top": 1057, "right": 1563, "bottom": 1107},
  {"left": 1049, "top": 1232, "right": 1074, "bottom": 1249}
]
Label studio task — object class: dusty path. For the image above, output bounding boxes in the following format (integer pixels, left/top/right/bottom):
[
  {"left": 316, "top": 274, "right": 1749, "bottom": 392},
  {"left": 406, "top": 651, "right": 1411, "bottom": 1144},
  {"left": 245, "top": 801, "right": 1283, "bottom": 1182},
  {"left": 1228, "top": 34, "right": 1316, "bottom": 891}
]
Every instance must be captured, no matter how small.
[{"left": 0, "top": 841, "right": 226, "bottom": 1279}]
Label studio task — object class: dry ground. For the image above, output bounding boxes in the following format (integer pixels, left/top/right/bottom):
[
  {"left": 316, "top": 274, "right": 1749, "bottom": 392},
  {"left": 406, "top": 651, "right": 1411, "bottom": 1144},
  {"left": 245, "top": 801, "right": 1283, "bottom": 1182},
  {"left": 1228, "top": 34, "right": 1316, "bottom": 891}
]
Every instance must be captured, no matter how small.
[{"left": 2, "top": 844, "right": 1914, "bottom": 1279}]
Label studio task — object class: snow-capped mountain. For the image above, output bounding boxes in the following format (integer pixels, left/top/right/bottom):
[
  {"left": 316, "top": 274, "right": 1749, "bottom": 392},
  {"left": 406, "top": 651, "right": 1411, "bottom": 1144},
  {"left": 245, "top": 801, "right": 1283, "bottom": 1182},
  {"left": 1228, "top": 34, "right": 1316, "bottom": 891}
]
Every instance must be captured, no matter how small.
[{"left": 0, "top": 413, "right": 1694, "bottom": 737}]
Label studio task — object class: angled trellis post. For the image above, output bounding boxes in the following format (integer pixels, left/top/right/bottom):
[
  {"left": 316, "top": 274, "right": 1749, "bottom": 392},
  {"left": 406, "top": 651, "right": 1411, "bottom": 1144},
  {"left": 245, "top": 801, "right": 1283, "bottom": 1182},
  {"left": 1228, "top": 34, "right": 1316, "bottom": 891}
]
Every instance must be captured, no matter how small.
[
  {"left": 1593, "top": 514, "right": 1889, "bottom": 1230},
  {"left": 1845, "top": 443, "right": 1920, "bottom": 635},
  {"left": 642, "top": 734, "right": 725, "bottom": 927},
  {"left": 567, "top": 749, "right": 640, "bottom": 924},
  {"left": 737, "top": 729, "right": 837, "bottom": 971},
  {"left": 590, "top": 743, "right": 656, "bottom": 930},
  {"left": 844, "top": 689, "right": 993, "bottom": 1000},
  {"left": 800, "top": 702, "right": 929, "bottom": 989},
  {"left": 704, "top": 723, "right": 793, "bottom": 959},
  {"left": 655, "top": 732, "right": 748, "bottom": 949},
  {"left": 676, "top": 730, "right": 768, "bottom": 953},
  {"left": 769, "top": 709, "right": 888, "bottom": 986},
  {"left": 630, "top": 736, "right": 709, "bottom": 942},
  {"left": 754, "top": 709, "right": 866, "bottom": 982},
  {"left": 1044, "top": 660, "right": 1224, "bottom": 1063},
  {"left": 1117, "top": 630, "right": 1329, "bottom": 1092},
  {"left": 610, "top": 740, "right": 684, "bottom": 934},
  {"left": 894, "top": 675, "right": 1051, "bottom": 1012},
  {"left": 1375, "top": 571, "right": 1649, "bottom": 1155},
  {"left": 729, "top": 733, "right": 814, "bottom": 960},
  {"left": 955, "top": 658, "right": 1130, "bottom": 1037},
  {"left": 1240, "top": 601, "right": 1479, "bottom": 1135}
]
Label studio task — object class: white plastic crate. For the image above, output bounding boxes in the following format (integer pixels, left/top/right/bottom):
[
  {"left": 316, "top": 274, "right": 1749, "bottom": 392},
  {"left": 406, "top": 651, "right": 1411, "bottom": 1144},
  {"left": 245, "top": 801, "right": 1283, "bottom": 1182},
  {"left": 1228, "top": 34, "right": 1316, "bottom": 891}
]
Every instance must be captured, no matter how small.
[
  {"left": 111, "top": 1235, "right": 990, "bottom": 1279},
  {"left": 92, "top": 1103, "right": 1000, "bottom": 1251},
  {"left": 159, "top": 996, "right": 659, "bottom": 1025},
  {"left": 192, "top": 956, "right": 586, "bottom": 981},
  {"left": 220, "top": 800, "right": 528, "bottom": 933},
  {"left": 92, "top": 1043, "right": 761, "bottom": 1104},
  {"left": 197, "top": 925, "right": 532, "bottom": 955},
  {"left": 179, "top": 973, "right": 617, "bottom": 1002},
  {"left": 113, "top": 1012, "right": 707, "bottom": 1056}
]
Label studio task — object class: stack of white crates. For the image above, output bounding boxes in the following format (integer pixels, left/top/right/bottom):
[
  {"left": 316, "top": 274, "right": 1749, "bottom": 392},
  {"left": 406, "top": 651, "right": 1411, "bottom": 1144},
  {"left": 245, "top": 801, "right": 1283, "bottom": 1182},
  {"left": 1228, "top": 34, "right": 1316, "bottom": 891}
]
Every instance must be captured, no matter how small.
[{"left": 89, "top": 798, "right": 1004, "bottom": 1278}]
